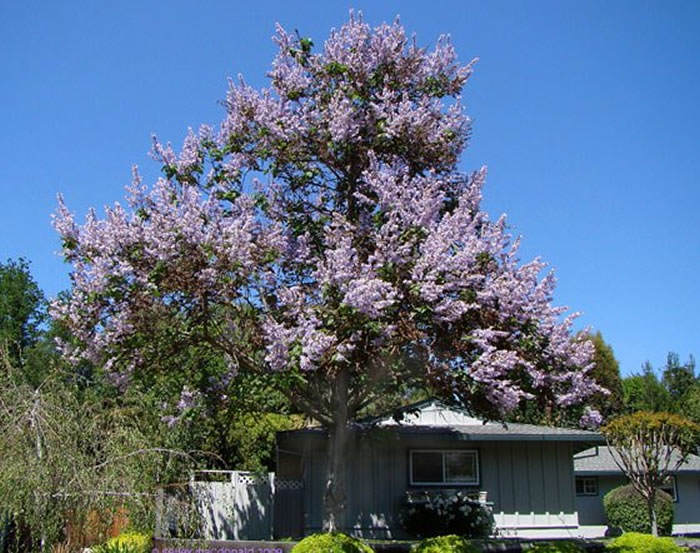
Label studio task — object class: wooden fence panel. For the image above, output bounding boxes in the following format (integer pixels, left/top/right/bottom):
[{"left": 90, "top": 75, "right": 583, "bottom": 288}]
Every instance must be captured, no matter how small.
[{"left": 273, "top": 480, "right": 304, "bottom": 539}]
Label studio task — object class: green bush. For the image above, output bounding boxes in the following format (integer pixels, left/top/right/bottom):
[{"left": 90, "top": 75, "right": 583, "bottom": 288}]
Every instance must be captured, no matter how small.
[
  {"left": 527, "top": 542, "right": 585, "bottom": 553},
  {"left": 603, "top": 484, "right": 674, "bottom": 535},
  {"left": 291, "top": 532, "right": 374, "bottom": 553},
  {"left": 400, "top": 491, "right": 495, "bottom": 538},
  {"left": 92, "top": 532, "right": 152, "bottom": 553},
  {"left": 606, "top": 532, "right": 687, "bottom": 553},
  {"left": 411, "top": 535, "right": 479, "bottom": 553}
]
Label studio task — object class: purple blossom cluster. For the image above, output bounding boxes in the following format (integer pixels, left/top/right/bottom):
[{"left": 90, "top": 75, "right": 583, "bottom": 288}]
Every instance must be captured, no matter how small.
[{"left": 53, "top": 12, "right": 601, "bottom": 423}]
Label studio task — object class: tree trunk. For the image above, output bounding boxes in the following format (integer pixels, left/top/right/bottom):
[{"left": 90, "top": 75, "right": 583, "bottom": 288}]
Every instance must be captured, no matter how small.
[
  {"left": 648, "top": 489, "right": 658, "bottom": 537},
  {"left": 322, "top": 368, "right": 350, "bottom": 533}
]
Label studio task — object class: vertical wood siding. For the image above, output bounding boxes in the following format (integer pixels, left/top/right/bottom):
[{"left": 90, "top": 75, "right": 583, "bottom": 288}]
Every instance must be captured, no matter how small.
[{"left": 279, "top": 432, "right": 582, "bottom": 536}]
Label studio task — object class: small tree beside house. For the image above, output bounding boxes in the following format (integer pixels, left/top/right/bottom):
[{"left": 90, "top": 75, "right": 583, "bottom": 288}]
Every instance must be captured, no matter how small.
[{"left": 602, "top": 411, "right": 699, "bottom": 536}]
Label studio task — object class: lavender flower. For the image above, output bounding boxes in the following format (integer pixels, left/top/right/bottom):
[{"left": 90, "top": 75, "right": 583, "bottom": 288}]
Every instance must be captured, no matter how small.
[{"left": 52, "top": 12, "right": 600, "bottom": 420}]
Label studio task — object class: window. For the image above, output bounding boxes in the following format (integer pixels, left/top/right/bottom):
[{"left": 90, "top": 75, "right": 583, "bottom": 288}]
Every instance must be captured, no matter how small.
[
  {"left": 659, "top": 476, "right": 678, "bottom": 503},
  {"left": 409, "top": 450, "right": 479, "bottom": 486},
  {"left": 575, "top": 476, "right": 598, "bottom": 496}
]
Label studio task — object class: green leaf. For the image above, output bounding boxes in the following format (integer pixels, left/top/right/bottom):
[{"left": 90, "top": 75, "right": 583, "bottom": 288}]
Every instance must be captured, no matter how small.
[
  {"left": 162, "top": 164, "right": 177, "bottom": 179},
  {"left": 216, "top": 189, "right": 240, "bottom": 203},
  {"left": 325, "top": 61, "right": 348, "bottom": 76},
  {"left": 299, "top": 37, "right": 314, "bottom": 53}
]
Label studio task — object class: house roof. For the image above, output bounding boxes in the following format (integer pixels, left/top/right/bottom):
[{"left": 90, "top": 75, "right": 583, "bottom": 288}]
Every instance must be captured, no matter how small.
[
  {"left": 574, "top": 445, "right": 700, "bottom": 475},
  {"left": 279, "top": 399, "right": 604, "bottom": 443}
]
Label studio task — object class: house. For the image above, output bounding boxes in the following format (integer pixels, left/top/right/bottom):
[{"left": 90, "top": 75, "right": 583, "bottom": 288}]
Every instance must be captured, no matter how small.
[
  {"left": 574, "top": 445, "right": 700, "bottom": 537},
  {"left": 274, "top": 399, "right": 604, "bottom": 539}
]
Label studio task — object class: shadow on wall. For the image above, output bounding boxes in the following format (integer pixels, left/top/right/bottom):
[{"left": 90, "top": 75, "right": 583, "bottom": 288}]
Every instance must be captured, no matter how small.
[{"left": 158, "top": 471, "right": 276, "bottom": 541}]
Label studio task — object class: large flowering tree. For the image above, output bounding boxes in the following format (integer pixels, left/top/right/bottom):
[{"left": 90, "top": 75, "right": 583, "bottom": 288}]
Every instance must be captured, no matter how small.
[{"left": 53, "top": 14, "right": 601, "bottom": 531}]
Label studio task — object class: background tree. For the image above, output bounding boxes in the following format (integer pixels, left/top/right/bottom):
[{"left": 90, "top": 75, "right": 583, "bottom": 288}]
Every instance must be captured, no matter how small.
[
  {"left": 0, "top": 258, "right": 46, "bottom": 368},
  {"left": 682, "top": 384, "right": 700, "bottom": 424},
  {"left": 53, "top": 14, "right": 601, "bottom": 531},
  {"left": 621, "top": 353, "right": 698, "bottom": 423},
  {"left": 0, "top": 349, "right": 204, "bottom": 551},
  {"left": 135, "top": 347, "right": 304, "bottom": 473},
  {"left": 588, "top": 332, "right": 624, "bottom": 418},
  {"left": 661, "top": 352, "right": 696, "bottom": 416},
  {"left": 623, "top": 362, "right": 672, "bottom": 413},
  {"left": 601, "top": 411, "right": 699, "bottom": 536}
]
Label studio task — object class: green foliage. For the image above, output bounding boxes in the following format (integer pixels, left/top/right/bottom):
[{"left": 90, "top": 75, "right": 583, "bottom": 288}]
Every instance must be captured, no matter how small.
[
  {"left": 291, "top": 532, "right": 374, "bottom": 553},
  {"left": 603, "top": 485, "right": 674, "bottom": 536},
  {"left": 526, "top": 542, "right": 585, "bottom": 553},
  {"left": 139, "top": 366, "right": 298, "bottom": 473},
  {"left": 662, "top": 353, "right": 695, "bottom": 402},
  {"left": 623, "top": 363, "right": 673, "bottom": 414},
  {"left": 621, "top": 352, "right": 700, "bottom": 423},
  {"left": 410, "top": 535, "right": 478, "bottom": 553},
  {"left": 0, "top": 258, "right": 46, "bottom": 368},
  {"left": 602, "top": 412, "right": 699, "bottom": 457},
  {"left": 93, "top": 532, "right": 152, "bottom": 553},
  {"left": 602, "top": 412, "right": 697, "bottom": 536},
  {"left": 400, "top": 491, "right": 495, "bottom": 539},
  {"left": 588, "top": 332, "right": 624, "bottom": 419},
  {"left": 662, "top": 353, "right": 698, "bottom": 422},
  {"left": 0, "top": 352, "right": 200, "bottom": 551},
  {"left": 683, "top": 383, "right": 700, "bottom": 424},
  {"left": 227, "top": 412, "right": 304, "bottom": 472},
  {"left": 606, "top": 532, "right": 688, "bottom": 553},
  {"left": 98, "top": 306, "right": 301, "bottom": 473}
]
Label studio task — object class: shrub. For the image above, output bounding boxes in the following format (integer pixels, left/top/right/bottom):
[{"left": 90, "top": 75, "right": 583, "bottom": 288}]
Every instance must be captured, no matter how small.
[
  {"left": 400, "top": 490, "right": 495, "bottom": 538},
  {"left": 92, "top": 532, "right": 152, "bottom": 553},
  {"left": 603, "top": 484, "right": 673, "bottom": 535},
  {"left": 606, "top": 532, "right": 687, "bottom": 553},
  {"left": 291, "top": 532, "right": 374, "bottom": 553},
  {"left": 411, "top": 535, "right": 479, "bottom": 553},
  {"left": 527, "top": 542, "right": 586, "bottom": 553}
]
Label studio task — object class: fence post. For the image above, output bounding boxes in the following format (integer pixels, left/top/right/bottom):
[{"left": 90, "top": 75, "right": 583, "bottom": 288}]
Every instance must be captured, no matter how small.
[{"left": 269, "top": 472, "right": 276, "bottom": 540}]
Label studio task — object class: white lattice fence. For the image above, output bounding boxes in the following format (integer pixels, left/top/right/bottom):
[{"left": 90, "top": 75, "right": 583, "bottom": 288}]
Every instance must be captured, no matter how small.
[{"left": 190, "top": 470, "right": 275, "bottom": 540}]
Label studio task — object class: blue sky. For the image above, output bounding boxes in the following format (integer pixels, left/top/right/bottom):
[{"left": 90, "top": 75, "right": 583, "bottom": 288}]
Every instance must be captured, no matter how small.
[{"left": 2, "top": 1, "right": 698, "bottom": 376}]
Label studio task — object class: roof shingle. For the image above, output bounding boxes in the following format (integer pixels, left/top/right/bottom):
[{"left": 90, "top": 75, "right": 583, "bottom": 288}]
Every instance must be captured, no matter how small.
[{"left": 574, "top": 445, "right": 700, "bottom": 474}]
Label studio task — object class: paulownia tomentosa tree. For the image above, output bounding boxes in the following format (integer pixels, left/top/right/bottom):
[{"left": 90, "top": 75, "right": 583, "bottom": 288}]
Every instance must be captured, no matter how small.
[{"left": 53, "top": 13, "right": 602, "bottom": 531}]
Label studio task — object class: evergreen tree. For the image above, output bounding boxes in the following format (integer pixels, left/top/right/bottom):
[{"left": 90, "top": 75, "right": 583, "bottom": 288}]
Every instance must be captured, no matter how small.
[{"left": 0, "top": 258, "right": 46, "bottom": 367}]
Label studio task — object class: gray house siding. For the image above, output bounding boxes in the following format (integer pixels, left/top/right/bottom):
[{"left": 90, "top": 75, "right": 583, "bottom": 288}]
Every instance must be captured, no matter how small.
[
  {"left": 575, "top": 474, "right": 700, "bottom": 529},
  {"left": 574, "top": 446, "right": 700, "bottom": 535},
  {"left": 675, "top": 474, "right": 700, "bottom": 527},
  {"left": 278, "top": 429, "right": 581, "bottom": 538},
  {"left": 575, "top": 475, "right": 625, "bottom": 525}
]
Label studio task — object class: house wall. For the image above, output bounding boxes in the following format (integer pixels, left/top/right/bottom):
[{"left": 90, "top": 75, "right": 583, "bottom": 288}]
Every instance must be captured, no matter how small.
[
  {"left": 277, "top": 430, "right": 581, "bottom": 538},
  {"left": 575, "top": 473, "right": 700, "bottom": 536},
  {"left": 675, "top": 473, "right": 700, "bottom": 528},
  {"left": 575, "top": 475, "right": 624, "bottom": 526}
]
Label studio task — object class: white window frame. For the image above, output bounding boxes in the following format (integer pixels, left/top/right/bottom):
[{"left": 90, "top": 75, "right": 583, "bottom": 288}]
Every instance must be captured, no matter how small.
[
  {"left": 575, "top": 476, "right": 598, "bottom": 496},
  {"left": 409, "top": 449, "right": 479, "bottom": 486}
]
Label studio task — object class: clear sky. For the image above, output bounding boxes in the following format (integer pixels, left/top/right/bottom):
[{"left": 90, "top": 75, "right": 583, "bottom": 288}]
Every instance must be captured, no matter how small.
[{"left": 2, "top": 1, "right": 698, "bottom": 376}]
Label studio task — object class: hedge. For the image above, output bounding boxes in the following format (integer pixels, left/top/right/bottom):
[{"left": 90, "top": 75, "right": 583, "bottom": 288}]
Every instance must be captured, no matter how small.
[{"left": 603, "top": 484, "right": 673, "bottom": 535}]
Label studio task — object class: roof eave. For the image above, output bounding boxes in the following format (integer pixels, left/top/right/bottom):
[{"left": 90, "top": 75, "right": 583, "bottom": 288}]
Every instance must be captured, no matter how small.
[{"left": 277, "top": 426, "right": 605, "bottom": 443}]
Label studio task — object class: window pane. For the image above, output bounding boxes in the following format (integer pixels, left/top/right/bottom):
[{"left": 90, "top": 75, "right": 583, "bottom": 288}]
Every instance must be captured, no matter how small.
[
  {"left": 660, "top": 476, "right": 676, "bottom": 501},
  {"left": 576, "top": 477, "right": 597, "bottom": 495},
  {"left": 584, "top": 479, "right": 597, "bottom": 495},
  {"left": 412, "top": 451, "right": 443, "bottom": 483},
  {"left": 445, "top": 451, "right": 476, "bottom": 483}
]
